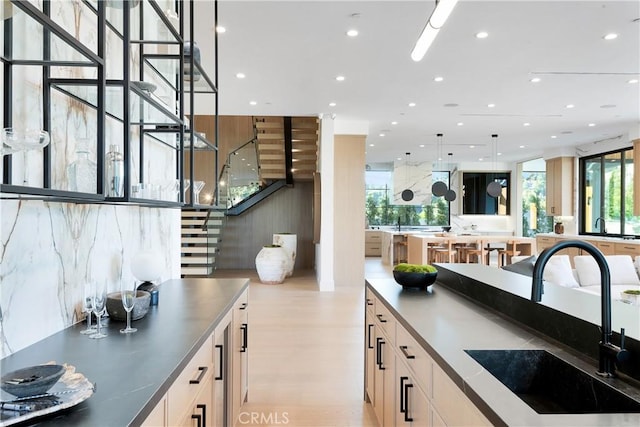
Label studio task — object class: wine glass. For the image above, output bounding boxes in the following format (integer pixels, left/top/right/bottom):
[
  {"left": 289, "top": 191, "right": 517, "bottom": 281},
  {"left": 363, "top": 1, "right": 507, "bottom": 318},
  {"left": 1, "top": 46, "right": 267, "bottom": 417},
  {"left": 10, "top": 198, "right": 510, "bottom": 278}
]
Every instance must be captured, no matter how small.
[
  {"left": 120, "top": 282, "right": 137, "bottom": 334},
  {"left": 89, "top": 281, "right": 108, "bottom": 339},
  {"left": 80, "top": 282, "right": 97, "bottom": 335},
  {"left": 1, "top": 128, "right": 51, "bottom": 186},
  {"left": 192, "top": 180, "right": 205, "bottom": 205},
  {"left": 183, "top": 179, "right": 190, "bottom": 203}
]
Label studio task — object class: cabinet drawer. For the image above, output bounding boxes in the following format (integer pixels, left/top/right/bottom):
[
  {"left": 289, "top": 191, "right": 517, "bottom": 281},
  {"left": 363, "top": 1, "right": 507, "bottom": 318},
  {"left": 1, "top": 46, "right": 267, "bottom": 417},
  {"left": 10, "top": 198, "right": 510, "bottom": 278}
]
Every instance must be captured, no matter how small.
[
  {"left": 615, "top": 243, "right": 640, "bottom": 256},
  {"left": 167, "top": 335, "right": 214, "bottom": 425},
  {"left": 365, "top": 242, "right": 382, "bottom": 256},
  {"left": 396, "top": 325, "right": 432, "bottom": 397},
  {"left": 365, "top": 231, "right": 382, "bottom": 243},
  {"left": 374, "top": 299, "right": 396, "bottom": 343},
  {"left": 595, "top": 241, "right": 615, "bottom": 255}
]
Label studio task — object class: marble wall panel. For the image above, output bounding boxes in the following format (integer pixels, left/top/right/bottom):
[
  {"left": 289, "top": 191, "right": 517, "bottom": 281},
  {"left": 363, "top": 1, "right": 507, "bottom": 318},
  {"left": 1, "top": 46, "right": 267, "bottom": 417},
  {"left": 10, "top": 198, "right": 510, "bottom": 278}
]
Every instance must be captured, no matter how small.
[
  {"left": 0, "top": 201, "right": 180, "bottom": 357},
  {"left": 393, "top": 160, "right": 432, "bottom": 205}
]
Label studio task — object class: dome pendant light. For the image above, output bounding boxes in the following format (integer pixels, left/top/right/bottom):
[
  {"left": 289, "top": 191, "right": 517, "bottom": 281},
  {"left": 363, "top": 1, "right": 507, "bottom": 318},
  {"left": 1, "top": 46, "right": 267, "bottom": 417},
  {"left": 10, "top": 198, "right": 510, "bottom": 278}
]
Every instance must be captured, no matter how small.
[
  {"left": 431, "top": 133, "right": 447, "bottom": 197},
  {"left": 444, "top": 152, "right": 457, "bottom": 201},
  {"left": 486, "top": 134, "right": 502, "bottom": 198},
  {"left": 401, "top": 152, "right": 414, "bottom": 201}
]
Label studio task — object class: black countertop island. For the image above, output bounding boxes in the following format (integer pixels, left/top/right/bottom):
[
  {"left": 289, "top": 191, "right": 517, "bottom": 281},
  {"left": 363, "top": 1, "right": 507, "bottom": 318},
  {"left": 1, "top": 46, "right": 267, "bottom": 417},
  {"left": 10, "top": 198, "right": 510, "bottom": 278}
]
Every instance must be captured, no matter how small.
[
  {"left": 366, "top": 268, "right": 640, "bottom": 426},
  {"left": 0, "top": 278, "right": 249, "bottom": 426}
]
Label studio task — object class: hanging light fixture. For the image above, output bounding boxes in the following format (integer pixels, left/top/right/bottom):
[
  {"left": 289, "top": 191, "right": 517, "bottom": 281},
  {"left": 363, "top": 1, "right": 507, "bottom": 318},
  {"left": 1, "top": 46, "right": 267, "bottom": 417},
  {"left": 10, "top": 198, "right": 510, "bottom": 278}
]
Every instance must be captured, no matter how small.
[
  {"left": 486, "top": 134, "right": 502, "bottom": 198},
  {"left": 444, "top": 152, "right": 457, "bottom": 201},
  {"left": 431, "top": 133, "right": 447, "bottom": 197},
  {"left": 401, "top": 152, "right": 415, "bottom": 201},
  {"left": 411, "top": 0, "right": 460, "bottom": 61}
]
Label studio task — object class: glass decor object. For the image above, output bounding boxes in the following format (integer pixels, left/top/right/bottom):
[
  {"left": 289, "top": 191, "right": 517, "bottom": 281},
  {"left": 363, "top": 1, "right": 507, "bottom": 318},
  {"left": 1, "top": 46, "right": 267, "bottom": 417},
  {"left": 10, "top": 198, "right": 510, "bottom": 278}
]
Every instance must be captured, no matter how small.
[
  {"left": 106, "top": 145, "right": 124, "bottom": 197},
  {"left": 67, "top": 140, "right": 97, "bottom": 193},
  {"left": 119, "top": 281, "right": 137, "bottom": 334},
  {"left": 2, "top": 128, "right": 51, "bottom": 186},
  {"left": 184, "top": 41, "right": 202, "bottom": 82},
  {"left": 192, "top": 180, "right": 205, "bottom": 205}
]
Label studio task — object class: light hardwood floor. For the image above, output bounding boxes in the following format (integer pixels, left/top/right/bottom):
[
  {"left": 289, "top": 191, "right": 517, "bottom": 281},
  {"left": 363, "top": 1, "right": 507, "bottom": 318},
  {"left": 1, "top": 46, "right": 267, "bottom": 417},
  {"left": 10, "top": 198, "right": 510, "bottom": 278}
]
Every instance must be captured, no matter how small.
[{"left": 216, "top": 267, "right": 381, "bottom": 427}]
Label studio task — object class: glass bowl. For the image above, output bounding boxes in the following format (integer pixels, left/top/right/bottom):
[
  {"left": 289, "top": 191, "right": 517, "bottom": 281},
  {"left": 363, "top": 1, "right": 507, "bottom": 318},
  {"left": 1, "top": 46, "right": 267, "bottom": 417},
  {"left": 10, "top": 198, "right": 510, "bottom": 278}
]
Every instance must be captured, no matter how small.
[{"left": 2, "top": 128, "right": 50, "bottom": 151}]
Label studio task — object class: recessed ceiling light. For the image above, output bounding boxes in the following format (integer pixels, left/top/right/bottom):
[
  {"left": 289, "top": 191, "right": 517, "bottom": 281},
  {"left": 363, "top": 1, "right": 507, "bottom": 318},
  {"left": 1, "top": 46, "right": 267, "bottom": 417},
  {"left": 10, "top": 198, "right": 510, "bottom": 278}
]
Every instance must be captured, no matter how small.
[
  {"left": 419, "top": 144, "right": 425, "bottom": 148},
  {"left": 530, "top": 77, "right": 541, "bottom": 83},
  {"left": 497, "top": 152, "right": 502, "bottom": 156},
  {"left": 487, "top": 103, "right": 495, "bottom": 108},
  {"left": 391, "top": 121, "right": 398, "bottom": 125},
  {"left": 588, "top": 123, "right": 596, "bottom": 127},
  {"left": 551, "top": 135, "right": 557, "bottom": 139},
  {"left": 346, "top": 29, "right": 359, "bottom": 37},
  {"left": 519, "top": 145, "right": 525, "bottom": 148},
  {"left": 565, "top": 104, "right": 575, "bottom": 109},
  {"left": 523, "top": 122, "right": 531, "bottom": 126},
  {"left": 249, "top": 101, "right": 257, "bottom": 106},
  {"left": 236, "top": 73, "right": 246, "bottom": 79},
  {"left": 369, "top": 143, "right": 375, "bottom": 147},
  {"left": 469, "top": 145, "right": 475, "bottom": 148},
  {"left": 408, "top": 102, "right": 416, "bottom": 107},
  {"left": 629, "top": 79, "right": 639, "bottom": 84},
  {"left": 603, "top": 33, "right": 618, "bottom": 40},
  {"left": 379, "top": 133, "right": 385, "bottom": 137},
  {"left": 457, "top": 122, "right": 464, "bottom": 126},
  {"left": 336, "top": 75, "right": 345, "bottom": 81},
  {"left": 434, "top": 76, "right": 444, "bottom": 82},
  {"left": 397, "top": 157, "right": 402, "bottom": 161},
  {"left": 479, "top": 158, "right": 483, "bottom": 161},
  {"left": 475, "top": 31, "right": 489, "bottom": 39},
  {"left": 216, "top": 26, "right": 226, "bottom": 33},
  {"left": 329, "top": 102, "right": 337, "bottom": 107}
]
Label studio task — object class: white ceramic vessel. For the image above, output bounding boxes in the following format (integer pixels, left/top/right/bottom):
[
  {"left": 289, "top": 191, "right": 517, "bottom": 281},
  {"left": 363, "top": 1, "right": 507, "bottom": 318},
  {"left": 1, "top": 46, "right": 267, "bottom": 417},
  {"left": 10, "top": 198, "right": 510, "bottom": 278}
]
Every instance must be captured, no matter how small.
[
  {"left": 273, "top": 233, "right": 297, "bottom": 277},
  {"left": 255, "top": 245, "right": 288, "bottom": 284}
]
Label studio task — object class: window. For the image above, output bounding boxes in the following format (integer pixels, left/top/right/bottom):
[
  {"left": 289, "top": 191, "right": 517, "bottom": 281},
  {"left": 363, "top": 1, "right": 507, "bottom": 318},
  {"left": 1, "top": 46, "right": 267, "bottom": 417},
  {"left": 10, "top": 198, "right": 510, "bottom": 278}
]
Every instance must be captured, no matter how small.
[
  {"left": 580, "top": 147, "right": 640, "bottom": 236},
  {"left": 365, "top": 168, "right": 450, "bottom": 226},
  {"left": 521, "top": 158, "right": 553, "bottom": 237}
]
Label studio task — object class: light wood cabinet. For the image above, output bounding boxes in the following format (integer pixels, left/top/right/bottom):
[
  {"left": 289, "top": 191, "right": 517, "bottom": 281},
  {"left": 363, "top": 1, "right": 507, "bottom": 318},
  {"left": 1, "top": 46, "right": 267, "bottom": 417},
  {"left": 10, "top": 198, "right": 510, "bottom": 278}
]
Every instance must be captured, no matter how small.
[
  {"left": 213, "top": 310, "right": 232, "bottom": 427},
  {"left": 232, "top": 289, "right": 249, "bottom": 424},
  {"left": 365, "top": 230, "right": 383, "bottom": 257},
  {"left": 365, "top": 291, "right": 491, "bottom": 427},
  {"left": 614, "top": 242, "right": 640, "bottom": 257},
  {"left": 536, "top": 235, "right": 556, "bottom": 253},
  {"left": 143, "top": 394, "right": 167, "bottom": 426},
  {"left": 545, "top": 157, "right": 574, "bottom": 216},
  {"left": 594, "top": 241, "right": 615, "bottom": 255}
]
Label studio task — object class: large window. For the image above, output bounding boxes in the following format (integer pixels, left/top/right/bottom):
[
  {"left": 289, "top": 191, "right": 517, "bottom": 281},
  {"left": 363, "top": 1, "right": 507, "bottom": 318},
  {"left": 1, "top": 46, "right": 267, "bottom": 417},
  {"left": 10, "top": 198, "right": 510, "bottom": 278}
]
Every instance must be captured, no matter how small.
[
  {"left": 580, "top": 148, "right": 640, "bottom": 236},
  {"left": 521, "top": 158, "right": 553, "bottom": 237},
  {"left": 365, "top": 169, "right": 450, "bottom": 227}
]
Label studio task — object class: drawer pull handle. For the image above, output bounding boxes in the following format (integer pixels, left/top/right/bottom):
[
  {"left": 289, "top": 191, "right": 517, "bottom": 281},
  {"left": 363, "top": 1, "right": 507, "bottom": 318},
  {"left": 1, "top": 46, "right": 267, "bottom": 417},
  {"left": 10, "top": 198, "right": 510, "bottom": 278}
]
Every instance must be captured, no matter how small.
[
  {"left": 376, "top": 314, "right": 387, "bottom": 323},
  {"left": 239, "top": 302, "right": 248, "bottom": 310},
  {"left": 190, "top": 366, "right": 208, "bottom": 385},
  {"left": 366, "top": 299, "right": 374, "bottom": 306},
  {"left": 192, "top": 413, "right": 202, "bottom": 427},
  {"left": 367, "top": 324, "right": 374, "bottom": 349},
  {"left": 241, "top": 323, "right": 248, "bottom": 352},
  {"left": 197, "top": 404, "right": 207, "bottom": 427},
  {"left": 404, "top": 382, "right": 414, "bottom": 422},
  {"left": 399, "top": 345, "right": 415, "bottom": 359},
  {"left": 376, "top": 337, "right": 385, "bottom": 370},
  {"left": 215, "top": 344, "right": 224, "bottom": 380}
]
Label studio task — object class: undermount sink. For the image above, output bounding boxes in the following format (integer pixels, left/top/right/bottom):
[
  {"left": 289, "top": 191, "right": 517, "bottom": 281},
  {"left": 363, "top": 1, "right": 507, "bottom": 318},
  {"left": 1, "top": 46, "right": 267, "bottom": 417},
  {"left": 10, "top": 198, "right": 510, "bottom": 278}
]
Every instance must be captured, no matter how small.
[{"left": 465, "top": 349, "right": 640, "bottom": 414}]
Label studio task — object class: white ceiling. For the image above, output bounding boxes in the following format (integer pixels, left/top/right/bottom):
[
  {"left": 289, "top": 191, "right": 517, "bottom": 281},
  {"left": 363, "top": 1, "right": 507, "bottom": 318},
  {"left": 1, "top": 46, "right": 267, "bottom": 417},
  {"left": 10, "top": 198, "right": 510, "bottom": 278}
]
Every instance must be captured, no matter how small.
[{"left": 201, "top": 1, "right": 640, "bottom": 165}]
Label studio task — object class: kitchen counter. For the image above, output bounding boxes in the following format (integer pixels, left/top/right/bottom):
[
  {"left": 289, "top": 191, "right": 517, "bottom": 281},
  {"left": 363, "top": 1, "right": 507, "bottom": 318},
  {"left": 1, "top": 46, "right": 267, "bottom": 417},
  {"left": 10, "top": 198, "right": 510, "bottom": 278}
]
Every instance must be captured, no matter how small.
[
  {"left": 366, "top": 273, "right": 640, "bottom": 425},
  {"left": 0, "top": 278, "right": 249, "bottom": 426}
]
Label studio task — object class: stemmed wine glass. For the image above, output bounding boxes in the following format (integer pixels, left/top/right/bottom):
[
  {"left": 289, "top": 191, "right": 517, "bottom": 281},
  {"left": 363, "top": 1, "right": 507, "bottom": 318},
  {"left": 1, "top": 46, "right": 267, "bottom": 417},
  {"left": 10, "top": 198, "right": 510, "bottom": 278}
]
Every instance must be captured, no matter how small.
[
  {"left": 80, "top": 282, "right": 97, "bottom": 335},
  {"left": 89, "top": 281, "right": 108, "bottom": 339},
  {"left": 192, "top": 180, "right": 205, "bottom": 205},
  {"left": 1, "top": 128, "right": 51, "bottom": 186},
  {"left": 183, "top": 179, "right": 190, "bottom": 203},
  {"left": 120, "top": 281, "right": 137, "bottom": 334}
]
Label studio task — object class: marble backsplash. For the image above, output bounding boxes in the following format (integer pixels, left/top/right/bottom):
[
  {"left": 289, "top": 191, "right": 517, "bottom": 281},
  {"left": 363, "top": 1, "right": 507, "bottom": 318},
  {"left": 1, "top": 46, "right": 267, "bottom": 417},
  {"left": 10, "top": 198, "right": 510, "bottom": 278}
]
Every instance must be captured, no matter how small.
[{"left": 0, "top": 200, "right": 180, "bottom": 357}]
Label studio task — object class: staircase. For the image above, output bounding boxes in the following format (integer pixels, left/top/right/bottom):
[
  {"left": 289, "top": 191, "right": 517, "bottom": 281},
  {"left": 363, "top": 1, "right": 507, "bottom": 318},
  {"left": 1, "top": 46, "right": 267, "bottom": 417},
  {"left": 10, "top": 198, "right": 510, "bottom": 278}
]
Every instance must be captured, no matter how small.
[
  {"left": 181, "top": 208, "right": 225, "bottom": 277},
  {"left": 254, "top": 116, "right": 319, "bottom": 182}
]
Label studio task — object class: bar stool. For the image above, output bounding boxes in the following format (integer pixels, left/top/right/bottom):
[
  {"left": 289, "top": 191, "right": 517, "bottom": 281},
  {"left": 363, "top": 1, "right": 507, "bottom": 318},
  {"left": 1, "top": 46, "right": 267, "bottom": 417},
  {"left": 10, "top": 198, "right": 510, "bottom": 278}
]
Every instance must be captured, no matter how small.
[
  {"left": 464, "top": 240, "right": 485, "bottom": 264},
  {"left": 433, "top": 239, "right": 457, "bottom": 263},
  {"left": 498, "top": 240, "right": 520, "bottom": 267}
]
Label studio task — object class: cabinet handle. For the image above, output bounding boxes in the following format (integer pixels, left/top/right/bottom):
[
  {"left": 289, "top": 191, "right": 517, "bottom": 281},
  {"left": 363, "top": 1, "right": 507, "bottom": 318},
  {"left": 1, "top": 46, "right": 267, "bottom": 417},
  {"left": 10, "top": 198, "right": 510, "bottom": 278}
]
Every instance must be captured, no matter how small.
[
  {"left": 399, "top": 345, "right": 415, "bottom": 359},
  {"left": 190, "top": 366, "right": 208, "bottom": 384},
  {"left": 376, "top": 337, "right": 385, "bottom": 370},
  {"left": 215, "top": 344, "right": 224, "bottom": 380},
  {"left": 239, "top": 302, "right": 248, "bottom": 310},
  {"left": 240, "top": 323, "right": 248, "bottom": 352},
  {"left": 404, "top": 382, "right": 414, "bottom": 422},
  {"left": 191, "top": 413, "right": 202, "bottom": 427},
  {"left": 367, "top": 324, "right": 374, "bottom": 349},
  {"left": 624, "top": 246, "right": 635, "bottom": 250},
  {"left": 376, "top": 314, "right": 387, "bottom": 323},
  {"left": 400, "top": 376, "right": 408, "bottom": 414},
  {"left": 366, "top": 299, "right": 374, "bottom": 306},
  {"left": 197, "top": 404, "right": 206, "bottom": 427}
]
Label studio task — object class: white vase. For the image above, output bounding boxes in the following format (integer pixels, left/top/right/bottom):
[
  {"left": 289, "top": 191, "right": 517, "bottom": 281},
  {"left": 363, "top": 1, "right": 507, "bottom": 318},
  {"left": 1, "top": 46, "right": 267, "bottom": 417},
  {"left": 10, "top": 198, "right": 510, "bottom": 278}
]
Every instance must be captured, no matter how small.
[
  {"left": 273, "top": 233, "right": 297, "bottom": 276},
  {"left": 255, "top": 245, "right": 288, "bottom": 284}
]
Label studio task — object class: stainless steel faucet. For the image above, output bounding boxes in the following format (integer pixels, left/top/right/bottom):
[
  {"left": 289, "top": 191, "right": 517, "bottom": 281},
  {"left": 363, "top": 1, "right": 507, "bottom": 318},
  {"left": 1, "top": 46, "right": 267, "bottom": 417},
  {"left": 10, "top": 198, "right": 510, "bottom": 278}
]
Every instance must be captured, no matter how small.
[
  {"left": 595, "top": 217, "right": 606, "bottom": 234},
  {"left": 531, "top": 239, "right": 629, "bottom": 377}
]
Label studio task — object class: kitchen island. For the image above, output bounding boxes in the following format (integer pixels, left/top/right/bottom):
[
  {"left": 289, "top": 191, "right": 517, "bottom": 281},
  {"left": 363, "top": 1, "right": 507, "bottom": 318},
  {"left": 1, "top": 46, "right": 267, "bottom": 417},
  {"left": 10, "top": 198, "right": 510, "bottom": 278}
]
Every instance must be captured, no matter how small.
[
  {"left": 365, "top": 268, "right": 640, "bottom": 426},
  {"left": 0, "top": 278, "right": 249, "bottom": 426}
]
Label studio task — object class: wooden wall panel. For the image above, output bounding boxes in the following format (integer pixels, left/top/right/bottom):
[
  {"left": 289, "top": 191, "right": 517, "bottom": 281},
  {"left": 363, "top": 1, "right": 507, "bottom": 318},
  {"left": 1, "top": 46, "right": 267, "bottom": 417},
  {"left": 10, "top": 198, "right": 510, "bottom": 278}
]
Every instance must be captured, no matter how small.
[
  {"left": 333, "top": 135, "right": 366, "bottom": 287},
  {"left": 216, "top": 182, "right": 315, "bottom": 270}
]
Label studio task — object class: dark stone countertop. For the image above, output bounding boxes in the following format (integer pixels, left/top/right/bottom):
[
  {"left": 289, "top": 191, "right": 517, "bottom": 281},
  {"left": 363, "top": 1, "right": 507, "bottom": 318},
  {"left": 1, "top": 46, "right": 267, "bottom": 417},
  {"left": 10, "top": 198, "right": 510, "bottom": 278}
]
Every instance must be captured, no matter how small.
[
  {"left": 366, "top": 273, "right": 640, "bottom": 426},
  {"left": 0, "top": 278, "right": 249, "bottom": 426}
]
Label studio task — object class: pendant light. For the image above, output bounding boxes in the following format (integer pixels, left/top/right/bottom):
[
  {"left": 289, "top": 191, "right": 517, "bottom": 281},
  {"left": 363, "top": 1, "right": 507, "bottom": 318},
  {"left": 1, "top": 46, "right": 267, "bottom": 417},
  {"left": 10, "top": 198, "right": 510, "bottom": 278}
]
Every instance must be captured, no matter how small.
[
  {"left": 431, "top": 133, "right": 447, "bottom": 197},
  {"left": 486, "top": 134, "right": 502, "bottom": 198},
  {"left": 401, "top": 152, "right": 414, "bottom": 201},
  {"left": 444, "top": 152, "right": 457, "bottom": 201}
]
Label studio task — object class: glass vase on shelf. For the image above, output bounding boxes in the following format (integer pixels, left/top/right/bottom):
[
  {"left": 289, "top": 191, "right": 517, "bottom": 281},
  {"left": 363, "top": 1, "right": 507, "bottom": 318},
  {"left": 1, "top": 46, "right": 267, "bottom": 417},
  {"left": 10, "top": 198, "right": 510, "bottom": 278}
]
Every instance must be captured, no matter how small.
[
  {"left": 67, "top": 140, "right": 97, "bottom": 193},
  {"left": 106, "top": 144, "right": 124, "bottom": 197}
]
